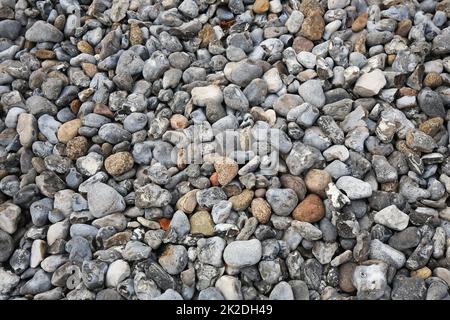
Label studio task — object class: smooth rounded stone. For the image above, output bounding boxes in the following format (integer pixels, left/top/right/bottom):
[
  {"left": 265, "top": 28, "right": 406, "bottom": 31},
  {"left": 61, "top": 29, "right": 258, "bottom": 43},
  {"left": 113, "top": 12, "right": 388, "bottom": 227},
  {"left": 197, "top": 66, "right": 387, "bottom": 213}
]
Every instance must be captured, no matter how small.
[
  {"left": 215, "top": 275, "right": 243, "bottom": 300},
  {"left": 105, "top": 152, "right": 134, "bottom": 176},
  {"left": 304, "top": 169, "right": 332, "bottom": 198},
  {"left": 214, "top": 157, "right": 238, "bottom": 186},
  {"left": 16, "top": 113, "right": 37, "bottom": 148},
  {"left": 336, "top": 176, "right": 373, "bottom": 200},
  {"left": 286, "top": 11, "right": 304, "bottom": 34},
  {"left": 5, "top": 107, "right": 26, "bottom": 129},
  {"left": 123, "top": 113, "right": 147, "bottom": 133},
  {"left": 0, "top": 202, "right": 20, "bottom": 234},
  {"left": 244, "top": 79, "right": 268, "bottom": 106},
  {"left": 418, "top": 87, "right": 446, "bottom": 118},
  {"left": 196, "top": 187, "right": 227, "bottom": 209},
  {"left": 223, "top": 239, "right": 262, "bottom": 268},
  {"left": 369, "top": 239, "right": 406, "bottom": 269},
  {"left": 265, "top": 188, "right": 298, "bottom": 216},
  {"left": 135, "top": 184, "right": 172, "bottom": 208},
  {"left": 58, "top": 119, "right": 82, "bottom": 143},
  {"left": 352, "top": 262, "right": 388, "bottom": 300},
  {"left": 0, "top": 230, "right": 14, "bottom": 262},
  {"left": 30, "top": 239, "right": 46, "bottom": 268},
  {"left": 37, "top": 115, "right": 61, "bottom": 144},
  {"left": 298, "top": 80, "right": 325, "bottom": 108},
  {"left": 106, "top": 260, "right": 130, "bottom": 287},
  {"left": 223, "top": 84, "right": 249, "bottom": 112},
  {"left": 169, "top": 210, "right": 190, "bottom": 238},
  {"left": 47, "top": 219, "right": 70, "bottom": 246},
  {"left": 98, "top": 124, "right": 131, "bottom": 144},
  {"left": 269, "top": 281, "right": 294, "bottom": 300},
  {"left": 19, "top": 269, "right": 52, "bottom": 295},
  {"left": 176, "top": 189, "right": 198, "bottom": 214},
  {"left": 191, "top": 85, "right": 223, "bottom": 107},
  {"left": 189, "top": 211, "right": 215, "bottom": 236},
  {"left": 197, "top": 237, "right": 226, "bottom": 267},
  {"left": 274, "top": 94, "right": 304, "bottom": 117},
  {"left": 211, "top": 200, "right": 232, "bottom": 224},
  {"left": 391, "top": 276, "right": 427, "bottom": 300},
  {"left": 25, "top": 21, "right": 64, "bottom": 42},
  {"left": 374, "top": 205, "right": 409, "bottom": 231},
  {"left": 292, "top": 194, "right": 325, "bottom": 223},
  {"left": 251, "top": 198, "right": 271, "bottom": 224},
  {"left": 434, "top": 268, "right": 450, "bottom": 287},
  {"left": 0, "top": 20, "right": 21, "bottom": 40},
  {"left": 224, "top": 60, "right": 264, "bottom": 87},
  {"left": 158, "top": 245, "right": 188, "bottom": 275},
  {"left": 87, "top": 182, "right": 126, "bottom": 218}
]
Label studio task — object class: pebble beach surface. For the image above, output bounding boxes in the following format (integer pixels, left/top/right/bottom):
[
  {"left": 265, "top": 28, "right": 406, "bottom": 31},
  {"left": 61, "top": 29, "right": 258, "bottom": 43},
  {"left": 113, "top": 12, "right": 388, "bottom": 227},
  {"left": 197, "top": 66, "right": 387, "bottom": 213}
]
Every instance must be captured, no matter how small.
[{"left": 0, "top": 0, "right": 450, "bottom": 301}]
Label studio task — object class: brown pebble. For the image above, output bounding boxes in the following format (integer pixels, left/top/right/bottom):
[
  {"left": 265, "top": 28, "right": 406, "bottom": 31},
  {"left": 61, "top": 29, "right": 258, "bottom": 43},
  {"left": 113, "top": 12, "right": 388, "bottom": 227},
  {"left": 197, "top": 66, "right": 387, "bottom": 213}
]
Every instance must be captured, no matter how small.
[
  {"left": 304, "top": 169, "right": 332, "bottom": 198},
  {"left": 419, "top": 117, "right": 444, "bottom": 136},
  {"left": 65, "top": 136, "right": 88, "bottom": 160},
  {"left": 176, "top": 189, "right": 198, "bottom": 214},
  {"left": 251, "top": 198, "right": 271, "bottom": 224},
  {"left": 292, "top": 36, "right": 314, "bottom": 53},
  {"left": 339, "top": 262, "right": 357, "bottom": 293},
  {"left": 170, "top": 114, "right": 188, "bottom": 129},
  {"left": 254, "top": 188, "right": 266, "bottom": 198},
  {"left": 105, "top": 152, "right": 134, "bottom": 176},
  {"left": 57, "top": 119, "right": 82, "bottom": 143},
  {"left": 423, "top": 72, "right": 443, "bottom": 88},
  {"left": 77, "top": 40, "right": 94, "bottom": 54},
  {"left": 93, "top": 103, "right": 114, "bottom": 118},
  {"left": 229, "top": 189, "right": 254, "bottom": 211},
  {"left": 396, "top": 19, "right": 412, "bottom": 37},
  {"left": 300, "top": 12, "right": 325, "bottom": 41},
  {"left": 253, "top": 0, "right": 270, "bottom": 14},
  {"left": 399, "top": 87, "right": 417, "bottom": 96},
  {"left": 81, "top": 62, "right": 98, "bottom": 78},
  {"left": 35, "top": 49, "right": 55, "bottom": 59},
  {"left": 351, "top": 13, "right": 368, "bottom": 32},
  {"left": 129, "top": 23, "right": 143, "bottom": 45},
  {"left": 292, "top": 194, "right": 325, "bottom": 223},
  {"left": 70, "top": 100, "right": 81, "bottom": 114},
  {"left": 214, "top": 157, "right": 239, "bottom": 186},
  {"left": 280, "top": 174, "right": 307, "bottom": 201},
  {"left": 199, "top": 24, "right": 216, "bottom": 48}
]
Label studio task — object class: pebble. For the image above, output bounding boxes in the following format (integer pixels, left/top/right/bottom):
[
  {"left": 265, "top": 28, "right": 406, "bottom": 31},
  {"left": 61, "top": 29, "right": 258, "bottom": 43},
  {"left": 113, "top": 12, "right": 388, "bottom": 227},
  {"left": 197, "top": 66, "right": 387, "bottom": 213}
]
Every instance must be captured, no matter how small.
[
  {"left": 159, "top": 245, "right": 188, "bottom": 275},
  {"left": 251, "top": 198, "right": 272, "bottom": 224},
  {"left": 292, "top": 194, "right": 325, "bottom": 223},
  {"left": 87, "top": 183, "right": 126, "bottom": 218},
  {"left": 336, "top": 176, "right": 373, "bottom": 200},
  {"left": 374, "top": 205, "right": 410, "bottom": 231},
  {"left": 223, "top": 239, "right": 262, "bottom": 268},
  {"left": 265, "top": 188, "right": 298, "bottom": 216},
  {"left": 353, "top": 69, "right": 387, "bottom": 97}
]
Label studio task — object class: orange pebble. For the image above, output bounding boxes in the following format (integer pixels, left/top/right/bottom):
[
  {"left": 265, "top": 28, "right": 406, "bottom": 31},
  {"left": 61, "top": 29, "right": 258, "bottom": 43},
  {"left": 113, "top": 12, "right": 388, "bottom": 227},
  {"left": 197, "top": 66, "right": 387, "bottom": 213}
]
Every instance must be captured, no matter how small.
[
  {"left": 159, "top": 218, "right": 171, "bottom": 231},
  {"left": 210, "top": 172, "right": 219, "bottom": 186}
]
